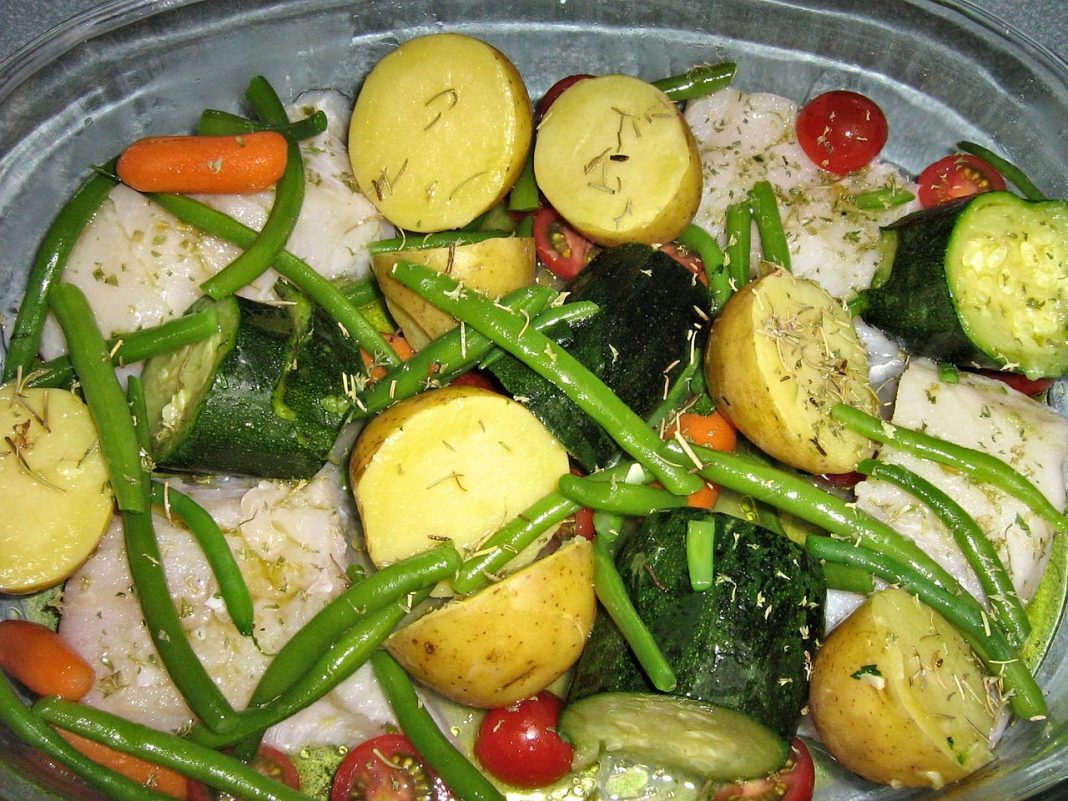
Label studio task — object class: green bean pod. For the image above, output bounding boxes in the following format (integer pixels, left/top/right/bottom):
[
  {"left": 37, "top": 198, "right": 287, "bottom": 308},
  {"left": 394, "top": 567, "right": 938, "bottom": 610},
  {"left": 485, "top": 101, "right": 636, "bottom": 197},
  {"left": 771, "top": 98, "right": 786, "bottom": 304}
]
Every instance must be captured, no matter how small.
[
  {"left": 368, "top": 230, "right": 511, "bottom": 255},
  {"left": 852, "top": 187, "right": 915, "bottom": 210},
  {"left": 48, "top": 283, "right": 146, "bottom": 513},
  {"left": 389, "top": 260, "right": 703, "bottom": 497},
  {"left": 676, "top": 224, "right": 730, "bottom": 313},
  {"left": 371, "top": 651, "right": 506, "bottom": 801},
  {"left": 559, "top": 473, "right": 690, "bottom": 516},
  {"left": 33, "top": 697, "right": 311, "bottom": 801},
  {"left": 645, "top": 352, "right": 703, "bottom": 432},
  {"left": 956, "top": 141, "right": 1046, "bottom": 201},
  {"left": 748, "top": 180, "right": 791, "bottom": 271},
  {"left": 805, "top": 535, "right": 1047, "bottom": 721},
  {"left": 151, "top": 481, "right": 254, "bottom": 637},
  {"left": 3, "top": 161, "right": 118, "bottom": 383},
  {"left": 653, "top": 61, "right": 738, "bottom": 101},
  {"left": 832, "top": 403, "right": 1068, "bottom": 532},
  {"left": 857, "top": 459, "right": 1030, "bottom": 648},
  {"left": 508, "top": 149, "right": 540, "bottom": 213},
  {"left": 724, "top": 200, "right": 752, "bottom": 289},
  {"left": 197, "top": 108, "right": 328, "bottom": 140}
]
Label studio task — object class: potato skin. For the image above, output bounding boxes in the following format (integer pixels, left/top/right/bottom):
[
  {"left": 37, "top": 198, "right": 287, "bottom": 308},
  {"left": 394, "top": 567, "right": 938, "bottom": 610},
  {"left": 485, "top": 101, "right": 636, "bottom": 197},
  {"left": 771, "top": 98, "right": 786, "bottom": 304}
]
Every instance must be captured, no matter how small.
[
  {"left": 387, "top": 538, "right": 596, "bottom": 707},
  {"left": 810, "top": 588, "right": 996, "bottom": 788},
  {"left": 704, "top": 270, "right": 877, "bottom": 473},
  {"left": 372, "top": 236, "right": 535, "bottom": 349}
]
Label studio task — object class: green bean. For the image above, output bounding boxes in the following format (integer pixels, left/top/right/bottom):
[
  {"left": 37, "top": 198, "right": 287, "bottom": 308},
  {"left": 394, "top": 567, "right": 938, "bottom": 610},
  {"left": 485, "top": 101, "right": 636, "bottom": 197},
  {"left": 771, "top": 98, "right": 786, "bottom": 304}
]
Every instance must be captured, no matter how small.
[
  {"left": 559, "top": 473, "right": 689, "bottom": 516},
  {"left": 857, "top": 458, "right": 1030, "bottom": 648},
  {"left": 354, "top": 286, "right": 555, "bottom": 416},
  {"left": 0, "top": 672, "right": 172, "bottom": 801},
  {"left": 676, "top": 224, "right": 729, "bottom": 313},
  {"left": 125, "top": 376, "right": 152, "bottom": 454},
  {"left": 594, "top": 536, "right": 677, "bottom": 691},
  {"left": 653, "top": 61, "right": 738, "bottom": 101},
  {"left": 338, "top": 275, "right": 384, "bottom": 308},
  {"left": 748, "top": 180, "right": 791, "bottom": 271},
  {"left": 669, "top": 440, "right": 967, "bottom": 596},
  {"left": 26, "top": 306, "right": 219, "bottom": 390},
  {"left": 389, "top": 260, "right": 703, "bottom": 497},
  {"left": 724, "top": 200, "right": 752, "bottom": 289},
  {"left": 937, "top": 362, "right": 960, "bottom": 384},
  {"left": 957, "top": 141, "right": 1047, "bottom": 201},
  {"left": 852, "top": 187, "right": 915, "bottom": 210},
  {"left": 48, "top": 283, "right": 146, "bottom": 513},
  {"left": 197, "top": 108, "right": 328, "bottom": 140},
  {"left": 33, "top": 697, "right": 312, "bottom": 801},
  {"left": 201, "top": 77, "right": 305, "bottom": 300},
  {"left": 477, "top": 301, "right": 600, "bottom": 370},
  {"left": 190, "top": 599, "right": 413, "bottom": 748},
  {"left": 142, "top": 192, "right": 398, "bottom": 369},
  {"left": 368, "top": 230, "right": 510, "bottom": 255},
  {"left": 3, "top": 161, "right": 118, "bottom": 383},
  {"left": 646, "top": 352, "right": 702, "bottom": 431},
  {"left": 451, "top": 492, "right": 579, "bottom": 595},
  {"left": 371, "top": 651, "right": 505, "bottom": 801},
  {"left": 150, "top": 481, "right": 254, "bottom": 637},
  {"left": 822, "top": 562, "right": 875, "bottom": 594},
  {"left": 508, "top": 148, "right": 540, "bottom": 213},
  {"left": 515, "top": 214, "right": 535, "bottom": 238},
  {"left": 686, "top": 519, "right": 716, "bottom": 591},
  {"left": 805, "top": 535, "right": 1047, "bottom": 721},
  {"left": 593, "top": 509, "right": 625, "bottom": 551},
  {"left": 832, "top": 403, "right": 1068, "bottom": 532}
]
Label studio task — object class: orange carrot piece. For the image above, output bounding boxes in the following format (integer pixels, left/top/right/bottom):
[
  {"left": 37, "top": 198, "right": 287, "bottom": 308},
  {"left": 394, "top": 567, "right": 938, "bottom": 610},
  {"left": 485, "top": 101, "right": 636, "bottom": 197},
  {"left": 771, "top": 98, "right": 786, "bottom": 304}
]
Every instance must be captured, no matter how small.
[
  {"left": 667, "top": 411, "right": 737, "bottom": 453},
  {"left": 0, "top": 620, "right": 95, "bottom": 700},
  {"left": 686, "top": 481, "right": 720, "bottom": 509},
  {"left": 116, "top": 131, "right": 288, "bottom": 194},
  {"left": 361, "top": 333, "right": 415, "bottom": 381},
  {"left": 56, "top": 729, "right": 188, "bottom": 799}
]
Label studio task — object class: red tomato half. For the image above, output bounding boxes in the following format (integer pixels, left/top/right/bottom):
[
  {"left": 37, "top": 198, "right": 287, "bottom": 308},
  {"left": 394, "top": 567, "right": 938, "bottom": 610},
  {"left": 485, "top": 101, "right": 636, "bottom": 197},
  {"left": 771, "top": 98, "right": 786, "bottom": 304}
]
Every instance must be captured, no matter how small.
[
  {"left": 973, "top": 368, "right": 1055, "bottom": 397},
  {"left": 659, "top": 242, "right": 708, "bottom": 287},
  {"left": 796, "top": 91, "right": 888, "bottom": 175},
  {"left": 536, "top": 74, "right": 594, "bottom": 121},
  {"left": 916, "top": 154, "right": 1006, "bottom": 208},
  {"left": 474, "top": 691, "right": 574, "bottom": 788},
  {"left": 532, "top": 207, "right": 594, "bottom": 280},
  {"left": 714, "top": 739, "right": 815, "bottom": 801},
  {"left": 187, "top": 745, "right": 300, "bottom": 800},
  {"left": 330, "top": 734, "right": 451, "bottom": 801}
]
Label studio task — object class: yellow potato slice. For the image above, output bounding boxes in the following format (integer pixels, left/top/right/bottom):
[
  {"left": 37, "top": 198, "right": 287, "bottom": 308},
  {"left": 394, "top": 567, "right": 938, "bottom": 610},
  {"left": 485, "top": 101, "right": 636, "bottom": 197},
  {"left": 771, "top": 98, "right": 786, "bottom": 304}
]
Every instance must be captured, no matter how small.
[
  {"left": 533, "top": 74, "right": 702, "bottom": 246},
  {"left": 704, "top": 269, "right": 878, "bottom": 473},
  {"left": 351, "top": 385, "right": 569, "bottom": 573},
  {"left": 372, "top": 236, "right": 535, "bottom": 349},
  {"left": 0, "top": 384, "right": 113, "bottom": 593},
  {"left": 349, "top": 33, "right": 533, "bottom": 232},
  {"left": 810, "top": 588, "right": 997, "bottom": 788},
  {"left": 387, "top": 538, "right": 595, "bottom": 707}
]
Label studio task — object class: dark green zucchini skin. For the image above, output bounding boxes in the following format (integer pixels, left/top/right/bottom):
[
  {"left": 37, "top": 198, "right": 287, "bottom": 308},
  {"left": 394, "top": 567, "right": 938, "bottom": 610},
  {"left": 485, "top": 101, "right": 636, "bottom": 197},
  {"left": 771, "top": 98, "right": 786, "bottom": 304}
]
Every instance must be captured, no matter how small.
[
  {"left": 861, "top": 197, "right": 984, "bottom": 364},
  {"left": 568, "top": 509, "right": 825, "bottom": 741},
  {"left": 488, "top": 244, "right": 710, "bottom": 470}
]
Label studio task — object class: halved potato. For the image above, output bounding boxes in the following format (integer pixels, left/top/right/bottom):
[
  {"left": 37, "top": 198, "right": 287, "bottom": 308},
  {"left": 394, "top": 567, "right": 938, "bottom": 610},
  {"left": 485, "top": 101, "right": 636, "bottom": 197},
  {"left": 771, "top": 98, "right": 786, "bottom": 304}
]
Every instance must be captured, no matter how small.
[
  {"left": 372, "top": 236, "right": 535, "bottom": 349},
  {"left": 351, "top": 385, "right": 570, "bottom": 574},
  {"left": 704, "top": 269, "right": 878, "bottom": 473},
  {"left": 0, "top": 384, "right": 114, "bottom": 593},
  {"left": 349, "top": 33, "right": 533, "bottom": 232},
  {"left": 387, "top": 538, "right": 595, "bottom": 707},
  {"left": 534, "top": 74, "right": 702, "bottom": 246},
  {"left": 810, "top": 588, "right": 997, "bottom": 789}
]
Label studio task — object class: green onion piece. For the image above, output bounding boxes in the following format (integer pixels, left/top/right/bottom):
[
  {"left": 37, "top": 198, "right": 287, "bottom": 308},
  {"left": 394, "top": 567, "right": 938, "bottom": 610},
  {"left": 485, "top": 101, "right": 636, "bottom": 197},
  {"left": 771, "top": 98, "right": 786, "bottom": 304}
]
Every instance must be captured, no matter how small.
[
  {"left": 686, "top": 520, "right": 716, "bottom": 591},
  {"left": 653, "top": 62, "right": 738, "bottom": 101},
  {"left": 957, "top": 141, "right": 1047, "bottom": 201},
  {"left": 853, "top": 187, "right": 915, "bottom": 210},
  {"left": 368, "top": 230, "right": 510, "bottom": 255},
  {"left": 937, "top": 362, "right": 960, "bottom": 383},
  {"left": 748, "top": 180, "right": 791, "bottom": 271},
  {"left": 724, "top": 201, "right": 752, "bottom": 289}
]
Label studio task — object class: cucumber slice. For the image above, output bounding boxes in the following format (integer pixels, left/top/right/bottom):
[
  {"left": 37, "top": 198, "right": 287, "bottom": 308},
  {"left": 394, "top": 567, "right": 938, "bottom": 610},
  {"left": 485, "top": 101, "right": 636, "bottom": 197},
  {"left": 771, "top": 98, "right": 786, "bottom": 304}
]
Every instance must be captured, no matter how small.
[{"left": 559, "top": 692, "right": 788, "bottom": 781}]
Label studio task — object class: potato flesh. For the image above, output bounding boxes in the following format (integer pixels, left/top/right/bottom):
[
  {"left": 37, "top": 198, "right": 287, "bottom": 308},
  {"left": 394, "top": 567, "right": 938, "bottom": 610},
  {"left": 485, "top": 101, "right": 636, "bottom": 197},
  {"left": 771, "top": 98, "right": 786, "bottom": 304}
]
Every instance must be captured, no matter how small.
[
  {"left": 534, "top": 75, "right": 702, "bottom": 246},
  {"left": 351, "top": 385, "right": 570, "bottom": 572},
  {"left": 372, "top": 236, "right": 535, "bottom": 350},
  {"left": 0, "top": 385, "right": 113, "bottom": 593},
  {"left": 386, "top": 538, "right": 595, "bottom": 707},
  {"left": 705, "top": 270, "right": 877, "bottom": 473},
  {"left": 810, "top": 588, "right": 996, "bottom": 788},
  {"left": 349, "top": 33, "right": 532, "bottom": 232}
]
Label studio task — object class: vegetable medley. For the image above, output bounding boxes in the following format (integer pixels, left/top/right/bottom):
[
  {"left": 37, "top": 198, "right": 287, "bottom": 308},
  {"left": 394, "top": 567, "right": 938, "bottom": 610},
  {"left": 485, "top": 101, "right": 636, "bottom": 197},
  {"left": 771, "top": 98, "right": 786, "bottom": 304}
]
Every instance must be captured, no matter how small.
[{"left": 2, "top": 29, "right": 1068, "bottom": 801}]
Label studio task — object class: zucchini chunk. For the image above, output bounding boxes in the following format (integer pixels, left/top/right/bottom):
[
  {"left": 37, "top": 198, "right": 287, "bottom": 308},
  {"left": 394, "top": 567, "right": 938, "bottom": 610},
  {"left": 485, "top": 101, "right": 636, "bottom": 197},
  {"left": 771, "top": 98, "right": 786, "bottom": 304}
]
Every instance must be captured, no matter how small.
[
  {"left": 861, "top": 192, "right": 1068, "bottom": 378},
  {"left": 562, "top": 509, "right": 824, "bottom": 780},
  {"left": 487, "top": 244, "right": 710, "bottom": 470}
]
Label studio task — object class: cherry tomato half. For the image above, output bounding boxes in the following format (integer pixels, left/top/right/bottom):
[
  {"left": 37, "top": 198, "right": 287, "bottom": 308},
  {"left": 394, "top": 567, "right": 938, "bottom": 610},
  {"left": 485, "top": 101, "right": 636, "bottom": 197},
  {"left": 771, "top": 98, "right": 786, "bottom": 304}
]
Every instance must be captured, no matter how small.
[
  {"left": 187, "top": 745, "right": 300, "bottom": 800},
  {"left": 714, "top": 738, "right": 815, "bottom": 801},
  {"left": 330, "top": 734, "right": 451, "bottom": 801},
  {"left": 532, "top": 207, "right": 594, "bottom": 280},
  {"left": 659, "top": 242, "right": 708, "bottom": 287},
  {"left": 536, "top": 74, "right": 594, "bottom": 121},
  {"left": 796, "top": 91, "right": 888, "bottom": 175},
  {"left": 916, "top": 153, "right": 1006, "bottom": 208},
  {"left": 474, "top": 691, "right": 574, "bottom": 788},
  {"left": 972, "top": 368, "right": 1055, "bottom": 397}
]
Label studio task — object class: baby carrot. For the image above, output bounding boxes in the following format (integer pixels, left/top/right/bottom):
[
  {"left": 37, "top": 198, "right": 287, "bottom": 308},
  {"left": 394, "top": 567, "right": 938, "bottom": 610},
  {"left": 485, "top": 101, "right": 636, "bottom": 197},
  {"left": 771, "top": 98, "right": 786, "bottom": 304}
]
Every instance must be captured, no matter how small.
[
  {"left": 360, "top": 333, "right": 415, "bottom": 380},
  {"left": 116, "top": 131, "right": 288, "bottom": 194},
  {"left": 666, "top": 410, "right": 738, "bottom": 453},
  {"left": 0, "top": 620, "right": 94, "bottom": 700},
  {"left": 56, "top": 729, "right": 189, "bottom": 800}
]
